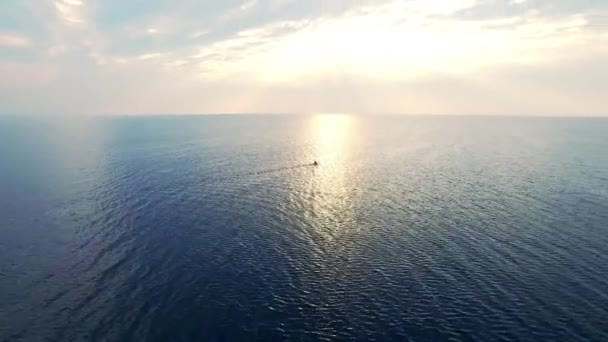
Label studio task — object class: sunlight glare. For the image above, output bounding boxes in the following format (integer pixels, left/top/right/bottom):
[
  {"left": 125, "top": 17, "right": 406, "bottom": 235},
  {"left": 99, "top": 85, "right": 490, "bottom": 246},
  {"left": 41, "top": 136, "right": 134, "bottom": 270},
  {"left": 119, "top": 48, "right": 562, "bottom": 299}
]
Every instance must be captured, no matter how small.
[
  {"left": 311, "top": 114, "right": 355, "bottom": 162},
  {"left": 305, "top": 114, "right": 358, "bottom": 241}
]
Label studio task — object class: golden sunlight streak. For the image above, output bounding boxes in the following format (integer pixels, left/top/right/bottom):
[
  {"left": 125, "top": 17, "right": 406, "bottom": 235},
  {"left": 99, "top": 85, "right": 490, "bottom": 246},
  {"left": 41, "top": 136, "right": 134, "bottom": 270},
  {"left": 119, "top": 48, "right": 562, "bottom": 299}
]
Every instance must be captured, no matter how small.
[{"left": 304, "top": 114, "right": 359, "bottom": 241}]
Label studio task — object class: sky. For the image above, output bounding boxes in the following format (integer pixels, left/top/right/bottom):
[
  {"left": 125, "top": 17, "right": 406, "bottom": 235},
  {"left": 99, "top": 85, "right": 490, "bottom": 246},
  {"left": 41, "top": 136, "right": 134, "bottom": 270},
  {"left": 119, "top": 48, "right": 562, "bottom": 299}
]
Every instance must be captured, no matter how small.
[{"left": 0, "top": 0, "right": 606, "bottom": 116}]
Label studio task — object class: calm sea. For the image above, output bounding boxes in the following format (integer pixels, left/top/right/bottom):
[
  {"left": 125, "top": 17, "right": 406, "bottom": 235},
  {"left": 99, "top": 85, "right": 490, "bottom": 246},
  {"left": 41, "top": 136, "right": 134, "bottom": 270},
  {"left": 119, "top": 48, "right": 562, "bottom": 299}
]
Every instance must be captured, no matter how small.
[{"left": 1, "top": 115, "right": 607, "bottom": 341}]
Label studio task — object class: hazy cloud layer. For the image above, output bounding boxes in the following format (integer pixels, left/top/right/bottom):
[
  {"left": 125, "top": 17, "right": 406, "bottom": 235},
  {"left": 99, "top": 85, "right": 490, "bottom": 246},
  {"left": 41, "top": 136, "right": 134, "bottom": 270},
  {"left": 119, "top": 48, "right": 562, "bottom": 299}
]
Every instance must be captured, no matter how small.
[{"left": 0, "top": 0, "right": 606, "bottom": 115}]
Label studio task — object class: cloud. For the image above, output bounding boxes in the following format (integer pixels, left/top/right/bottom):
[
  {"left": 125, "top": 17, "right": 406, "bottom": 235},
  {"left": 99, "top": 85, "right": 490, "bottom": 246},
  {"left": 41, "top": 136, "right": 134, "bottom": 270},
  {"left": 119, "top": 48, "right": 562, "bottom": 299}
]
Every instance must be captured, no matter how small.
[
  {"left": 240, "top": 0, "right": 258, "bottom": 11},
  {"left": 0, "top": 33, "right": 31, "bottom": 48},
  {"left": 0, "top": 0, "right": 607, "bottom": 115},
  {"left": 162, "top": 0, "right": 603, "bottom": 85},
  {"left": 54, "top": 0, "right": 86, "bottom": 25},
  {"left": 454, "top": 0, "right": 608, "bottom": 21},
  {"left": 137, "top": 53, "right": 164, "bottom": 60}
]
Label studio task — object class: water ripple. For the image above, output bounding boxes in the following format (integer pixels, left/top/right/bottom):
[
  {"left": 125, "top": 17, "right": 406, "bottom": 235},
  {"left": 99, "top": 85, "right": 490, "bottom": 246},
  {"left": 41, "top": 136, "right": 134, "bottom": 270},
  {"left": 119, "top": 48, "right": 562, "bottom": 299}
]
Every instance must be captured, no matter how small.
[{"left": 2, "top": 116, "right": 608, "bottom": 341}]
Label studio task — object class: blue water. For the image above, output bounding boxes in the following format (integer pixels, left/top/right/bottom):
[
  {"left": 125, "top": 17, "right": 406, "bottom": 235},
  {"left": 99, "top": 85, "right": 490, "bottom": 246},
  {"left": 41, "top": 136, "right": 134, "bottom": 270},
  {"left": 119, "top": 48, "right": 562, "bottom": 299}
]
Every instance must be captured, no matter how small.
[{"left": 1, "top": 115, "right": 608, "bottom": 341}]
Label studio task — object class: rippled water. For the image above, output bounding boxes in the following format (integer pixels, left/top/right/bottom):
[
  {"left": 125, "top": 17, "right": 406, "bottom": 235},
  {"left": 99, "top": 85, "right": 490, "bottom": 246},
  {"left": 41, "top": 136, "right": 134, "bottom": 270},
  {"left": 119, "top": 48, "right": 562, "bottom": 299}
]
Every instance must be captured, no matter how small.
[{"left": 1, "top": 115, "right": 607, "bottom": 341}]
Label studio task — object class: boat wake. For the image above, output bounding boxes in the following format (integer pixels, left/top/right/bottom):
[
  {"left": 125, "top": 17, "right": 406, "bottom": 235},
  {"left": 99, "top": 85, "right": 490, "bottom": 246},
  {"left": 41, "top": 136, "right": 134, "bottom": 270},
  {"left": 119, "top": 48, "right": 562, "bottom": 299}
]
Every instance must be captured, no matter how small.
[
  {"left": 207, "top": 162, "right": 317, "bottom": 183},
  {"left": 252, "top": 162, "right": 316, "bottom": 176}
]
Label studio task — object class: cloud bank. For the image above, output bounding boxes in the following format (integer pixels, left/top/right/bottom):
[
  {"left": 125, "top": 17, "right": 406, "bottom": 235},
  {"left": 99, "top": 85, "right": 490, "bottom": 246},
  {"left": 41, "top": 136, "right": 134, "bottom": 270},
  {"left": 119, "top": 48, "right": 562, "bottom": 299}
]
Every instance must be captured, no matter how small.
[{"left": 0, "top": 0, "right": 606, "bottom": 115}]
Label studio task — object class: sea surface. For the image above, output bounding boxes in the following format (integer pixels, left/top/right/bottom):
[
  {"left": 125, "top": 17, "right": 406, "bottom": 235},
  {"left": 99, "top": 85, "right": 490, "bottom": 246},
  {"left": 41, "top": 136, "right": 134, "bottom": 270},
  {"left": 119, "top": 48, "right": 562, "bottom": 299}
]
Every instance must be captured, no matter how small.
[{"left": 1, "top": 115, "right": 607, "bottom": 341}]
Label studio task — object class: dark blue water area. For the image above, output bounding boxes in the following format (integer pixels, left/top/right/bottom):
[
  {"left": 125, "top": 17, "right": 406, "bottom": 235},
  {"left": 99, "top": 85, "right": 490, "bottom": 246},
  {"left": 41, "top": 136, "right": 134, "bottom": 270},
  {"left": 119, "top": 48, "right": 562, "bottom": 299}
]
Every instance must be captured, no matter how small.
[{"left": 1, "top": 115, "right": 608, "bottom": 341}]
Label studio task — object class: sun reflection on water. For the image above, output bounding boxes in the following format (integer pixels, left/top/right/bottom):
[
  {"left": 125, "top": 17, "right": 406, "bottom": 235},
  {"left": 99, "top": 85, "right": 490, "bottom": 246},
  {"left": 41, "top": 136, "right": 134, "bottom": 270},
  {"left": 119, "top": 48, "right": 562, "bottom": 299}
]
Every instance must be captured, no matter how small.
[{"left": 306, "top": 114, "right": 359, "bottom": 241}]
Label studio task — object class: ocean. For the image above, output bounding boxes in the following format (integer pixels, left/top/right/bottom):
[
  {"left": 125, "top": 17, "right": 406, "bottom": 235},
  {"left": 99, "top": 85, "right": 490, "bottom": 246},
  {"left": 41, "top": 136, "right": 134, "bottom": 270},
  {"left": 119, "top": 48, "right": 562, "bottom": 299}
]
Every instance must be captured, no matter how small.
[{"left": 1, "top": 115, "right": 607, "bottom": 341}]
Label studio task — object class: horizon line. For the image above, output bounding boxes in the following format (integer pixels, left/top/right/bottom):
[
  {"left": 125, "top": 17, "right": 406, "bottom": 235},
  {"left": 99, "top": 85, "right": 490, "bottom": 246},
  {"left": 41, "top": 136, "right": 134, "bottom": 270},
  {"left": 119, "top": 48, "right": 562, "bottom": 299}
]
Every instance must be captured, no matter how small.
[{"left": 1, "top": 113, "right": 607, "bottom": 119}]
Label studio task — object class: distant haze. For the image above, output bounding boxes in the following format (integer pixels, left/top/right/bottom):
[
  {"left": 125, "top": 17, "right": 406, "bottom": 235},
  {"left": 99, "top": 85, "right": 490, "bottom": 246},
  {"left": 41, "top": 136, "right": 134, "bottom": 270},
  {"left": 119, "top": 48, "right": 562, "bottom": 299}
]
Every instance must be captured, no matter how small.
[{"left": 0, "top": 0, "right": 607, "bottom": 116}]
